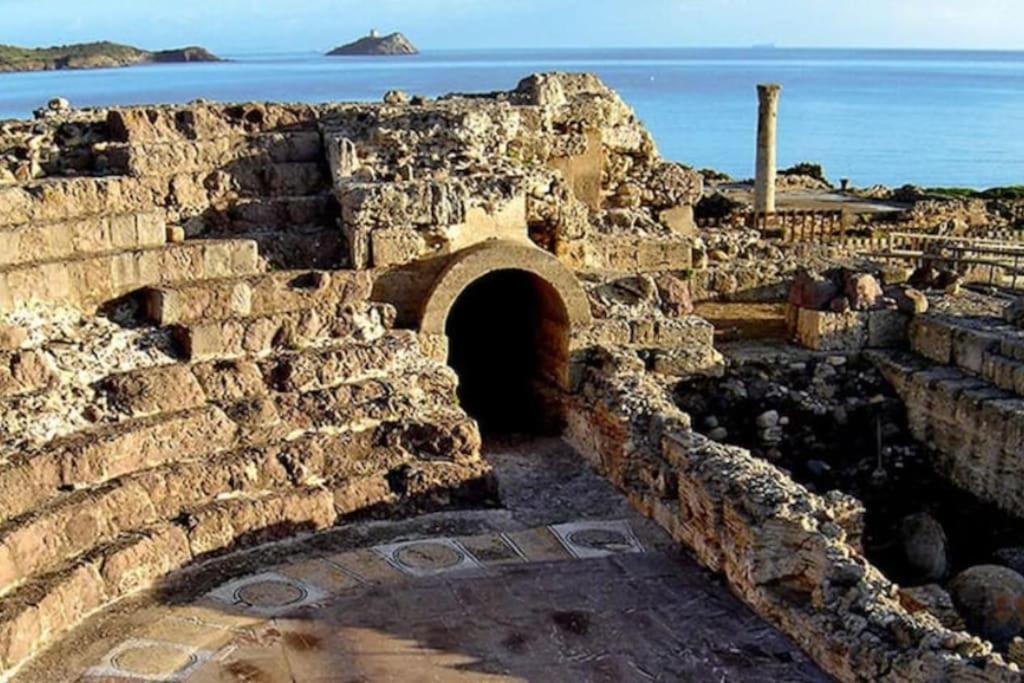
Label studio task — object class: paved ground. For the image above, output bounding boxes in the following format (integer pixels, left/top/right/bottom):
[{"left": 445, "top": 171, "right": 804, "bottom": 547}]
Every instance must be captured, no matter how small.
[
  {"left": 19, "top": 438, "right": 829, "bottom": 683},
  {"left": 718, "top": 184, "right": 907, "bottom": 215}
]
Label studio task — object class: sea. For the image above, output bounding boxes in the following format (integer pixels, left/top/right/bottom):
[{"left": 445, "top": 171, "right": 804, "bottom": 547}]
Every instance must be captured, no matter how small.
[{"left": 1, "top": 48, "right": 1022, "bottom": 189}]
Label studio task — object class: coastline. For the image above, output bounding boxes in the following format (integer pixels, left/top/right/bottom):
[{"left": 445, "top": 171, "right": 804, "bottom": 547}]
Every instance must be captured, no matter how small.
[{"left": 0, "top": 47, "right": 1020, "bottom": 188}]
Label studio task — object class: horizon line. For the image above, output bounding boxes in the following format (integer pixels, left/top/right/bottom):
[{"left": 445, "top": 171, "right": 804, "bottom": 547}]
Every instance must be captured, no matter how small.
[
  {"left": 4, "top": 40, "right": 1024, "bottom": 55},
  {"left": 219, "top": 44, "right": 1024, "bottom": 55}
]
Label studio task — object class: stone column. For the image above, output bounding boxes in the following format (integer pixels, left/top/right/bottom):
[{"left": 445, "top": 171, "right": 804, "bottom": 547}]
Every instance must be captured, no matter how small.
[{"left": 754, "top": 84, "right": 782, "bottom": 214}]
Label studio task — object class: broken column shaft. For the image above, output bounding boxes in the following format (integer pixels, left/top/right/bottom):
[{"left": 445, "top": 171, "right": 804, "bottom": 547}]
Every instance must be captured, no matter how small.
[{"left": 754, "top": 84, "right": 781, "bottom": 214}]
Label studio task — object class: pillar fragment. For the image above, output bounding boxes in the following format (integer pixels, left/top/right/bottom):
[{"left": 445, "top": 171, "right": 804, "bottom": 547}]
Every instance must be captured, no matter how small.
[{"left": 754, "top": 84, "right": 782, "bottom": 214}]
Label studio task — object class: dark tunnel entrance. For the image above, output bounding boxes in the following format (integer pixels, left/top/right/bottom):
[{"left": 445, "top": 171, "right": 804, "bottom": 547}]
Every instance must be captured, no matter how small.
[{"left": 445, "top": 270, "right": 570, "bottom": 435}]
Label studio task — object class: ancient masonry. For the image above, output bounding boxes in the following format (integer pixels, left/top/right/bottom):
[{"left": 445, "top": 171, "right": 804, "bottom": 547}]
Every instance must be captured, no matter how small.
[{"left": 0, "top": 73, "right": 1020, "bottom": 681}]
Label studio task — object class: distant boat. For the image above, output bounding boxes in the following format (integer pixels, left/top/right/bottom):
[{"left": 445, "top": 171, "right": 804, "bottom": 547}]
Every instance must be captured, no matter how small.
[{"left": 752, "top": 43, "right": 777, "bottom": 49}]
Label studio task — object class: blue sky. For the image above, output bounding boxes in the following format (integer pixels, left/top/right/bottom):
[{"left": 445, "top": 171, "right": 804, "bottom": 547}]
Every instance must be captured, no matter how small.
[{"left": 1, "top": 0, "right": 1021, "bottom": 52}]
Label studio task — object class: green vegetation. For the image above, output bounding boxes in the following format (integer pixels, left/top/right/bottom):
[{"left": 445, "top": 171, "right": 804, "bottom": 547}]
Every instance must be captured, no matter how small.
[
  {"left": 0, "top": 41, "right": 146, "bottom": 67},
  {"left": 924, "top": 186, "right": 1024, "bottom": 200},
  {"left": 698, "top": 168, "right": 732, "bottom": 183},
  {"left": 780, "top": 162, "right": 828, "bottom": 183},
  {"left": 0, "top": 41, "right": 219, "bottom": 73}
]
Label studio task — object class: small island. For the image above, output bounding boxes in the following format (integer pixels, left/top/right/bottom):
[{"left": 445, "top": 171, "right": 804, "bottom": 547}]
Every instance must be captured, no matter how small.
[
  {"left": 327, "top": 30, "right": 418, "bottom": 56},
  {"left": 0, "top": 41, "right": 221, "bottom": 74}
]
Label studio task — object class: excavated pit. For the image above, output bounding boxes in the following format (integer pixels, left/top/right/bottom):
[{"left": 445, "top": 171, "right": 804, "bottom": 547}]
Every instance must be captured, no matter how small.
[{"left": 673, "top": 345, "right": 1024, "bottom": 645}]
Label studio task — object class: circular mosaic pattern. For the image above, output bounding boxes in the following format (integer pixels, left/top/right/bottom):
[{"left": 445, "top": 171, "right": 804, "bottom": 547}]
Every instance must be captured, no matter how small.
[
  {"left": 112, "top": 643, "right": 198, "bottom": 677},
  {"left": 235, "top": 579, "right": 308, "bottom": 608},
  {"left": 567, "top": 528, "right": 633, "bottom": 552},
  {"left": 393, "top": 542, "right": 464, "bottom": 571}
]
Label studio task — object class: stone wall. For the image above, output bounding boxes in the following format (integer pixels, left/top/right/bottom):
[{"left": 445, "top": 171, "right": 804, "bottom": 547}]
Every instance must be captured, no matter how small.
[
  {"left": 564, "top": 348, "right": 1017, "bottom": 682},
  {"left": 871, "top": 312, "right": 1024, "bottom": 519},
  {"left": 321, "top": 73, "right": 701, "bottom": 274},
  {"left": 2, "top": 74, "right": 705, "bottom": 318},
  {"left": 0, "top": 108, "right": 112, "bottom": 184},
  {"left": 787, "top": 305, "right": 909, "bottom": 351}
]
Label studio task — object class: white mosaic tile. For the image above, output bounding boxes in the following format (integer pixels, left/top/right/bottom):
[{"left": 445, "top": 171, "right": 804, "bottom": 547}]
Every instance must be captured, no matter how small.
[
  {"left": 205, "top": 571, "right": 328, "bottom": 615},
  {"left": 548, "top": 519, "right": 644, "bottom": 559},
  {"left": 86, "top": 638, "right": 212, "bottom": 682},
  {"left": 375, "top": 538, "right": 483, "bottom": 577}
]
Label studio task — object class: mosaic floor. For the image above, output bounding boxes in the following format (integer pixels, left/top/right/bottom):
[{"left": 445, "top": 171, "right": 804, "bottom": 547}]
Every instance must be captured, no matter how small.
[
  {"left": 14, "top": 438, "right": 828, "bottom": 682},
  {"left": 77, "top": 519, "right": 825, "bottom": 683}
]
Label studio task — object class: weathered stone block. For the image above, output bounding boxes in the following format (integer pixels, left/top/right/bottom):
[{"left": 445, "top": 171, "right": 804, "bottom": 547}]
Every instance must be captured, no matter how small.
[
  {"left": 866, "top": 308, "right": 908, "bottom": 348},
  {"left": 102, "top": 364, "right": 208, "bottom": 417},
  {"left": 100, "top": 524, "right": 191, "bottom": 596},
  {"left": 793, "top": 307, "right": 867, "bottom": 351},
  {"left": 56, "top": 406, "right": 237, "bottom": 491},
  {"left": 325, "top": 135, "right": 359, "bottom": 183},
  {"left": 954, "top": 328, "right": 1003, "bottom": 375},
  {"left": 249, "top": 270, "right": 373, "bottom": 316},
  {"left": 144, "top": 279, "right": 253, "bottom": 326},
  {"left": 0, "top": 350, "right": 54, "bottom": 398},
  {"left": 909, "top": 317, "right": 954, "bottom": 364},
  {"left": 185, "top": 488, "right": 336, "bottom": 557},
  {"left": 370, "top": 228, "right": 426, "bottom": 267}
]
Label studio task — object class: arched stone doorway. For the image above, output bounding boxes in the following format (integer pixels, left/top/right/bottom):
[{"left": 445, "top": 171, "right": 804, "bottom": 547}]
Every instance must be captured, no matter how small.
[{"left": 420, "top": 241, "right": 591, "bottom": 434}]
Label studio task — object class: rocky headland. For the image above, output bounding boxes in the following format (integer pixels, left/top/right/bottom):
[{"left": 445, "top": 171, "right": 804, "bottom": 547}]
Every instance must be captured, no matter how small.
[
  {"left": 327, "top": 31, "right": 418, "bottom": 56},
  {"left": 0, "top": 41, "right": 221, "bottom": 74}
]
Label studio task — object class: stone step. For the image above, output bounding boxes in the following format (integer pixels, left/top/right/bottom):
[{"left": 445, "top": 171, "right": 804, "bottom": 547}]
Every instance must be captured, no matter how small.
[
  {"left": 222, "top": 226, "right": 345, "bottom": 271},
  {"left": 0, "top": 171, "right": 327, "bottom": 235},
  {"left": 100, "top": 331, "right": 422, "bottom": 418},
  {"left": 0, "top": 427, "right": 407, "bottom": 600},
  {"left": 909, "top": 314, "right": 1024, "bottom": 396},
  {"left": 0, "top": 406, "right": 238, "bottom": 524},
  {"left": 172, "top": 300, "right": 396, "bottom": 362},
  {"left": 0, "top": 212, "right": 166, "bottom": 267},
  {"left": 0, "top": 486, "right": 335, "bottom": 677},
  {"left": 157, "top": 162, "right": 327, "bottom": 200},
  {"left": 217, "top": 161, "right": 329, "bottom": 199},
  {"left": 869, "top": 349, "right": 1024, "bottom": 519},
  {"left": 0, "top": 239, "right": 261, "bottom": 315},
  {"left": 269, "top": 365, "right": 459, "bottom": 436},
  {"left": 142, "top": 269, "right": 372, "bottom": 326},
  {"left": 0, "top": 354, "right": 458, "bottom": 524},
  {"left": 0, "top": 523, "right": 190, "bottom": 676},
  {"left": 0, "top": 404, "right": 484, "bottom": 603},
  {"left": 107, "top": 104, "right": 320, "bottom": 145},
  {"left": 107, "top": 131, "right": 324, "bottom": 177},
  {"left": 0, "top": 176, "right": 155, "bottom": 228},
  {"left": 209, "top": 194, "right": 335, "bottom": 232}
]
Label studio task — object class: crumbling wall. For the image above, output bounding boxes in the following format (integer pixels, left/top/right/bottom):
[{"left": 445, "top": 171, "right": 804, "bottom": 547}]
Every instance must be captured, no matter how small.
[
  {"left": 321, "top": 73, "right": 702, "bottom": 273},
  {"left": 0, "top": 107, "right": 112, "bottom": 184},
  {"left": 104, "top": 102, "right": 338, "bottom": 268},
  {"left": 564, "top": 348, "right": 1017, "bottom": 683}
]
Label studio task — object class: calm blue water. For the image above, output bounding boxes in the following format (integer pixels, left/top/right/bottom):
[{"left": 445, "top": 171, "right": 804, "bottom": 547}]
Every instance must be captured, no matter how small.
[{"left": 1, "top": 48, "right": 1022, "bottom": 189}]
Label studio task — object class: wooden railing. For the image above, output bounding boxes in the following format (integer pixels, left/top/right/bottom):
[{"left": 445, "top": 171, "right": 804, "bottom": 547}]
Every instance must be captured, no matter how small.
[
  {"left": 861, "top": 232, "right": 1024, "bottom": 289},
  {"left": 697, "top": 209, "right": 847, "bottom": 243}
]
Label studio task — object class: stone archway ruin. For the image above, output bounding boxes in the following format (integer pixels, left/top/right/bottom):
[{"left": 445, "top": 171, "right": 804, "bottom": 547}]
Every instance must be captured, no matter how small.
[{"left": 419, "top": 241, "right": 591, "bottom": 432}]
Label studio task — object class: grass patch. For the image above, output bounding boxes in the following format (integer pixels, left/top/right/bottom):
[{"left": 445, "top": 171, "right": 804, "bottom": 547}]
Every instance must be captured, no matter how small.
[
  {"left": 924, "top": 186, "right": 1024, "bottom": 200},
  {"left": 0, "top": 42, "right": 146, "bottom": 67}
]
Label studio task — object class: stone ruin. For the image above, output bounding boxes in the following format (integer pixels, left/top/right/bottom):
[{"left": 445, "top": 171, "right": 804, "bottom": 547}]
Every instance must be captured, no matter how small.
[{"left": 0, "top": 72, "right": 1022, "bottom": 681}]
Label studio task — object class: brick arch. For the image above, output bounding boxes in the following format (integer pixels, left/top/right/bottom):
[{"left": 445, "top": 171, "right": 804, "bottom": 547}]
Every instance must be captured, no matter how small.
[{"left": 420, "top": 240, "right": 591, "bottom": 337}]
